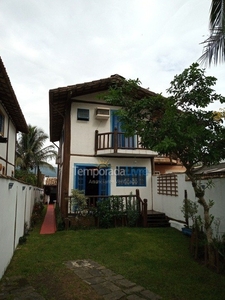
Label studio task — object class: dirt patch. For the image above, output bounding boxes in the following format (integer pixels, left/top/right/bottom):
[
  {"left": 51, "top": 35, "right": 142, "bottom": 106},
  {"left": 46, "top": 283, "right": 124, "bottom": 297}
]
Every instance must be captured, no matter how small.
[{"left": 29, "top": 267, "right": 104, "bottom": 300}]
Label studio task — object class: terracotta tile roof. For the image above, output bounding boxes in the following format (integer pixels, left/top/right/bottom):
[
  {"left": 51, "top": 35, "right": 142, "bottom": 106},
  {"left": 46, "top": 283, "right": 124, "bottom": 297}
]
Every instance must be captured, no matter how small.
[
  {"left": 0, "top": 57, "right": 28, "bottom": 133},
  {"left": 194, "top": 163, "right": 225, "bottom": 175},
  {"left": 44, "top": 177, "right": 57, "bottom": 186},
  {"left": 49, "top": 74, "right": 156, "bottom": 142}
]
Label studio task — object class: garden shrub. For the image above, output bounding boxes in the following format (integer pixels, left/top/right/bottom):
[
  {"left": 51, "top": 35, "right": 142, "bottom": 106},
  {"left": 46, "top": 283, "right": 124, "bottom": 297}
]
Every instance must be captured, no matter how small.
[
  {"left": 30, "top": 201, "right": 44, "bottom": 227},
  {"left": 95, "top": 198, "right": 114, "bottom": 228}
]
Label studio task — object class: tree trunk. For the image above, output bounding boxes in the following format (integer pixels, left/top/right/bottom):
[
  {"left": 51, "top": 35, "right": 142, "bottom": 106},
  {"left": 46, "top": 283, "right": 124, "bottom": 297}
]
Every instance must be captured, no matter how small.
[{"left": 191, "top": 180, "right": 215, "bottom": 266}]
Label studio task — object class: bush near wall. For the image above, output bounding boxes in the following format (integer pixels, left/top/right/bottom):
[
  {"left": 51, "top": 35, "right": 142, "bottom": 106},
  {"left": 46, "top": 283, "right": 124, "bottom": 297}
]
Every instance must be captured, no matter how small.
[{"left": 30, "top": 201, "right": 44, "bottom": 227}]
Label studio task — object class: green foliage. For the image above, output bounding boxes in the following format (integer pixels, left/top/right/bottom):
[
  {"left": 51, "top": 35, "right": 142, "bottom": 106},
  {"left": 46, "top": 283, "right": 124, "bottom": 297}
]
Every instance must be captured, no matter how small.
[
  {"left": 70, "top": 189, "right": 87, "bottom": 211},
  {"left": 181, "top": 198, "right": 198, "bottom": 228},
  {"left": 30, "top": 201, "right": 44, "bottom": 227},
  {"left": 193, "top": 215, "right": 204, "bottom": 232},
  {"left": 15, "top": 169, "right": 37, "bottom": 185},
  {"left": 95, "top": 198, "right": 113, "bottom": 228},
  {"left": 95, "top": 195, "right": 140, "bottom": 228},
  {"left": 199, "top": 0, "right": 225, "bottom": 66},
  {"left": 16, "top": 124, "right": 57, "bottom": 172},
  {"left": 104, "top": 63, "right": 225, "bottom": 250},
  {"left": 111, "top": 196, "right": 124, "bottom": 219},
  {"left": 104, "top": 63, "right": 225, "bottom": 171}
]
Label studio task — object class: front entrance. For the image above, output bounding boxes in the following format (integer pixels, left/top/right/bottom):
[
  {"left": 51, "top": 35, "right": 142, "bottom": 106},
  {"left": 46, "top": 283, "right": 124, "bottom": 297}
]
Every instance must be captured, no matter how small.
[
  {"left": 85, "top": 167, "right": 99, "bottom": 196},
  {"left": 75, "top": 165, "right": 110, "bottom": 196}
]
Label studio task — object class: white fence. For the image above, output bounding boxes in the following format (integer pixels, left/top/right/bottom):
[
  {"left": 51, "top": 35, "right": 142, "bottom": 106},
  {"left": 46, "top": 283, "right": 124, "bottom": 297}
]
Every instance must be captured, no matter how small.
[
  {"left": 152, "top": 173, "right": 225, "bottom": 237},
  {"left": 0, "top": 177, "right": 43, "bottom": 279}
]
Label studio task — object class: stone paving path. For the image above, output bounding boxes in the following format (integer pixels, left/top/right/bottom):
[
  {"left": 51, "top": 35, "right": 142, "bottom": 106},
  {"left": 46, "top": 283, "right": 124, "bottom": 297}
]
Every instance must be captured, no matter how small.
[
  {"left": 65, "top": 259, "right": 162, "bottom": 300},
  {"left": 0, "top": 260, "right": 162, "bottom": 300}
]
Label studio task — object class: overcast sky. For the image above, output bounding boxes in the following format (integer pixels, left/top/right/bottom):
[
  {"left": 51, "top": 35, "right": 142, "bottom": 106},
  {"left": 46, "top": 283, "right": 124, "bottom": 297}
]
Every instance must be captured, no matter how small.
[{"left": 1, "top": 0, "right": 224, "bottom": 142}]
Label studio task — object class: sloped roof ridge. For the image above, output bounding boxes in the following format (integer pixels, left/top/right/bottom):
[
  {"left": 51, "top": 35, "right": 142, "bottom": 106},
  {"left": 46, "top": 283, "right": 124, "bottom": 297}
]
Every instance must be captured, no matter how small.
[
  {"left": 50, "top": 73, "right": 156, "bottom": 97},
  {"left": 50, "top": 74, "right": 125, "bottom": 92}
]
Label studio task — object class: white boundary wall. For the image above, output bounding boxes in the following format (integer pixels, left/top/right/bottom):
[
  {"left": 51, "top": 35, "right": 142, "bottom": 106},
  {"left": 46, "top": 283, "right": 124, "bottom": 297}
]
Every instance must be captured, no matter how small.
[
  {"left": 0, "top": 177, "right": 43, "bottom": 279},
  {"left": 152, "top": 174, "right": 225, "bottom": 237}
]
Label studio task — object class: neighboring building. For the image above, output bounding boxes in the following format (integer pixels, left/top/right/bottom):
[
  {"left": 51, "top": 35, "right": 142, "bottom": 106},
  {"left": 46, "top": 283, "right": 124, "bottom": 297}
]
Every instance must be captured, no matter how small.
[
  {"left": 43, "top": 176, "right": 57, "bottom": 204},
  {"left": 193, "top": 162, "right": 225, "bottom": 179},
  {"left": 0, "top": 57, "right": 28, "bottom": 177},
  {"left": 49, "top": 74, "right": 159, "bottom": 217},
  {"left": 154, "top": 155, "right": 185, "bottom": 174}
]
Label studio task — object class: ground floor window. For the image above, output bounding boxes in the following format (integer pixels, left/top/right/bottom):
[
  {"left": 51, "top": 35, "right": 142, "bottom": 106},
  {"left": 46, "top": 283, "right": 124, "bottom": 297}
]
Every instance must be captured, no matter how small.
[{"left": 116, "top": 166, "right": 146, "bottom": 187}]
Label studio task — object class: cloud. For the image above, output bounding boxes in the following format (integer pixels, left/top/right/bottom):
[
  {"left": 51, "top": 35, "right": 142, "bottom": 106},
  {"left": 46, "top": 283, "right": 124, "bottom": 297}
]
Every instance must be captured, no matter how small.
[{"left": 1, "top": 0, "right": 223, "bottom": 141}]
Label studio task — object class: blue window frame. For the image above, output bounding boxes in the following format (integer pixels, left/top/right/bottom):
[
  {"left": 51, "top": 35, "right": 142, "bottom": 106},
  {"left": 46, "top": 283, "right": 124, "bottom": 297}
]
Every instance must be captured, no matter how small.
[
  {"left": 116, "top": 166, "right": 146, "bottom": 187},
  {"left": 98, "top": 168, "right": 110, "bottom": 196},
  {"left": 74, "top": 164, "right": 110, "bottom": 196},
  {"left": 111, "top": 110, "right": 135, "bottom": 148},
  {"left": 76, "top": 166, "right": 86, "bottom": 191}
]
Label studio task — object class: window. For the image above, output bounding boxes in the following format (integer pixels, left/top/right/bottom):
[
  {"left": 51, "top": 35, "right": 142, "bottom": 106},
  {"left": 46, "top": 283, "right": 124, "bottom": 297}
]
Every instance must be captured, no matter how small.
[
  {"left": 0, "top": 111, "right": 4, "bottom": 135},
  {"left": 77, "top": 108, "right": 89, "bottom": 121},
  {"left": 116, "top": 166, "right": 146, "bottom": 187}
]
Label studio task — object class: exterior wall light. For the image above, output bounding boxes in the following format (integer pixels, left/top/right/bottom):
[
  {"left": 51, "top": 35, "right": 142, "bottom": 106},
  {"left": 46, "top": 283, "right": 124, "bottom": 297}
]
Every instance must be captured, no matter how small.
[{"left": 8, "top": 182, "right": 14, "bottom": 189}]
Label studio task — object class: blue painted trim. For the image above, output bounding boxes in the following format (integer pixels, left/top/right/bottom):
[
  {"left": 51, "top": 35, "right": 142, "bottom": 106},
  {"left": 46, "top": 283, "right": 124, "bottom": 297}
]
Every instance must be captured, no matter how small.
[
  {"left": 116, "top": 166, "right": 147, "bottom": 187},
  {"left": 73, "top": 163, "right": 111, "bottom": 196}
]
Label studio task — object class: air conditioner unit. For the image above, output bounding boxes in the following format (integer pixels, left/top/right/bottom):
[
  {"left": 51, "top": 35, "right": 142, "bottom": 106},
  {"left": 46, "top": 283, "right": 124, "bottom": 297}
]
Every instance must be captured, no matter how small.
[{"left": 95, "top": 107, "right": 110, "bottom": 119}]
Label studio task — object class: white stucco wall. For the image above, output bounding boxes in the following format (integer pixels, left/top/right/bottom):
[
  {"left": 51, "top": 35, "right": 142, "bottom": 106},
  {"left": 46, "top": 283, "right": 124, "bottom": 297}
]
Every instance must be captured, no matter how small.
[
  {"left": 70, "top": 100, "right": 112, "bottom": 156},
  {"left": 69, "top": 155, "right": 153, "bottom": 208},
  {"left": 0, "top": 177, "right": 43, "bottom": 279},
  {"left": 152, "top": 174, "right": 225, "bottom": 236},
  {"left": 152, "top": 174, "right": 195, "bottom": 221},
  {"left": 7, "top": 120, "right": 16, "bottom": 175},
  {"left": 67, "top": 95, "right": 155, "bottom": 208}
]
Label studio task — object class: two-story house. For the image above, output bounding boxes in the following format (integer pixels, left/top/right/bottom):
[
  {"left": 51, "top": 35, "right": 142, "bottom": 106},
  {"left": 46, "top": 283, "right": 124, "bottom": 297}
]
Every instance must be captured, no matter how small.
[
  {"left": 49, "top": 74, "right": 160, "bottom": 218},
  {"left": 0, "top": 57, "right": 28, "bottom": 177}
]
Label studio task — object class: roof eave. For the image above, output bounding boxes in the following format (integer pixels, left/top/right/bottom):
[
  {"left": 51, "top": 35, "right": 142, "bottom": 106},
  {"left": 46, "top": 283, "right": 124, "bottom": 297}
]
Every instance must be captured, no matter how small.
[{"left": 0, "top": 57, "right": 28, "bottom": 133}]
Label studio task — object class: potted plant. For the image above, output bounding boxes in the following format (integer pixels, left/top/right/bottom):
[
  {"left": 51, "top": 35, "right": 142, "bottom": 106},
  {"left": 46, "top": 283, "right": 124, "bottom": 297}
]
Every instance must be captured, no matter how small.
[{"left": 181, "top": 198, "right": 198, "bottom": 236}]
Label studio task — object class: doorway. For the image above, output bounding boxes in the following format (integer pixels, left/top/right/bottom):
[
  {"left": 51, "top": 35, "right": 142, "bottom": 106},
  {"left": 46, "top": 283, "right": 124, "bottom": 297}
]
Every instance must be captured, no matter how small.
[{"left": 75, "top": 165, "right": 110, "bottom": 196}]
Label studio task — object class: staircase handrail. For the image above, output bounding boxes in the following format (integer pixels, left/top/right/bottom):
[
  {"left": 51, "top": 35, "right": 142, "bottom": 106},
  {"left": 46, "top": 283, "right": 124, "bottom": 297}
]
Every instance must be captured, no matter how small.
[{"left": 135, "top": 189, "right": 147, "bottom": 227}]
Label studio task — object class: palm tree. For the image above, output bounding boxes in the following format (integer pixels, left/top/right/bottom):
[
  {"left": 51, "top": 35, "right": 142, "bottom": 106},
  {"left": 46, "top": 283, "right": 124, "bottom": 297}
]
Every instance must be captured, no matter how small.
[
  {"left": 199, "top": 0, "right": 225, "bottom": 66},
  {"left": 16, "top": 124, "right": 57, "bottom": 172}
]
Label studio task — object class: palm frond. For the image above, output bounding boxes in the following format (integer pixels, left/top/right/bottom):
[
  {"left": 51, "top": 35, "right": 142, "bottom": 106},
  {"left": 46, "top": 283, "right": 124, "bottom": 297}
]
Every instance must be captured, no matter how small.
[
  {"left": 199, "top": 0, "right": 225, "bottom": 66},
  {"left": 16, "top": 124, "right": 57, "bottom": 171}
]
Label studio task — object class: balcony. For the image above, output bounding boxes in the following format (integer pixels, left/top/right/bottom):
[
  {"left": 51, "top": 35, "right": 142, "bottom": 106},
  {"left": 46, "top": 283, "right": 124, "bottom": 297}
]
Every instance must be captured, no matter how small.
[{"left": 95, "top": 129, "right": 157, "bottom": 157}]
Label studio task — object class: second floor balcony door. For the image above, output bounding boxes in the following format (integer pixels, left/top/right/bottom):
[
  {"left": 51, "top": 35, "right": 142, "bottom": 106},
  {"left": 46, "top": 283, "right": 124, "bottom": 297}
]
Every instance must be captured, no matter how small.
[{"left": 111, "top": 111, "right": 135, "bottom": 148}]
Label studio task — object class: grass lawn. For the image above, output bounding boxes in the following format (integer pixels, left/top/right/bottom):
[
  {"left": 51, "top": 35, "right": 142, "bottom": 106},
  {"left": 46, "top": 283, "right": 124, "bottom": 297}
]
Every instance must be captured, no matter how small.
[{"left": 1, "top": 217, "right": 225, "bottom": 300}]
